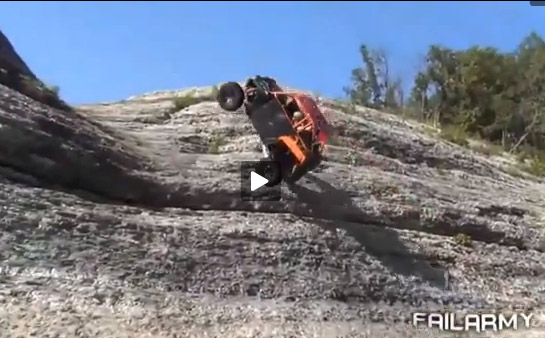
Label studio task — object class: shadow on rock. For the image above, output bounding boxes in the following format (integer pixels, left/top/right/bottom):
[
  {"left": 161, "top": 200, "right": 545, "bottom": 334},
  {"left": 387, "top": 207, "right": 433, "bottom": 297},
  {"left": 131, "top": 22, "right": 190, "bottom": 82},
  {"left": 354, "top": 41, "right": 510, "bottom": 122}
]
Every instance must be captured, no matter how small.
[{"left": 287, "top": 174, "right": 447, "bottom": 289}]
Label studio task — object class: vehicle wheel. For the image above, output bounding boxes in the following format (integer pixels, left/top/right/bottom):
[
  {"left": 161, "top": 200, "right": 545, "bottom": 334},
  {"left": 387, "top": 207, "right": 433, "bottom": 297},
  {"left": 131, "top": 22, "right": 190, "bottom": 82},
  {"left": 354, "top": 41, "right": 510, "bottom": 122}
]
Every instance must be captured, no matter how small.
[
  {"left": 277, "top": 152, "right": 295, "bottom": 181},
  {"left": 284, "top": 167, "right": 305, "bottom": 184},
  {"left": 217, "top": 82, "right": 245, "bottom": 111},
  {"left": 307, "top": 154, "right": 323, "bottom": 172},
  {"left": 307, "top": 145, "right": 323, "bottom": 172},
  {"left": 284, "top": 148, "right": 322, "bottom": 184},
  {"left": 254, "top": 158, "right": 283, "bottom": 187}
]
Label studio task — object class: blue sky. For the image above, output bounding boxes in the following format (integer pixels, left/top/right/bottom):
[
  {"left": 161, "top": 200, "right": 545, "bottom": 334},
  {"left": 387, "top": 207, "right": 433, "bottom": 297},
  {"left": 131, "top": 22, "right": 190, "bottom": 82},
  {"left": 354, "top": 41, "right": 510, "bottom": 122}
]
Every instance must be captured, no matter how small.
[{"left": 0, "top": 1, "right": 543, "bottom": 104}]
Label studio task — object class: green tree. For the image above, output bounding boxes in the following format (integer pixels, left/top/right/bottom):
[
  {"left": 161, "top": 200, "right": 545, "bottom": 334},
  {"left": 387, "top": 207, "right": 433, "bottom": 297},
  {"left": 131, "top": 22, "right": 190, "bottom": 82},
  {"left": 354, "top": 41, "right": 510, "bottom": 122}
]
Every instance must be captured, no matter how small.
[
  {"left": 345, "top": 44, "right": 402, "bottom": 109},
  {"left": 348, "top": 32, "right": 545, "bottom": 158}
]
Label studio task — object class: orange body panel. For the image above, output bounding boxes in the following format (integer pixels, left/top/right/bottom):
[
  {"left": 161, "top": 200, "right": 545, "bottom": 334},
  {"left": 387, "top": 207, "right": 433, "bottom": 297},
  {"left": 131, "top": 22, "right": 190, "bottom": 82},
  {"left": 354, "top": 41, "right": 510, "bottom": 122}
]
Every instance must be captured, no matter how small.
[{"left": 278, "top": 135, "right": 307, "bottom": 164}]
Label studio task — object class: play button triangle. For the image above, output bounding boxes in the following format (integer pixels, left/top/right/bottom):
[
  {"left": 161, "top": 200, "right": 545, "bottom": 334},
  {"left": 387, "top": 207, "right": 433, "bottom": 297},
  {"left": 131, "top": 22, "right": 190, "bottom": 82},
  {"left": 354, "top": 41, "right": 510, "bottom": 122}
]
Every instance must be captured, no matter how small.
[{"left": 250, "top": 171, "right": 269, "bottom": 191}]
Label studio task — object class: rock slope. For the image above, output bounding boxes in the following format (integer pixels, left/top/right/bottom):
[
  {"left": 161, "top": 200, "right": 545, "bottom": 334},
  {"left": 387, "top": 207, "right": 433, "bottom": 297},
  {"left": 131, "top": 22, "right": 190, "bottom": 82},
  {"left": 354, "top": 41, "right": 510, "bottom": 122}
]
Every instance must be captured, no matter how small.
[
  {"left": 1, "top": 37, "right": 545, "bottom": 338},
  {"left": 0, "top": 29, "right": 70, "bottom": 112}
]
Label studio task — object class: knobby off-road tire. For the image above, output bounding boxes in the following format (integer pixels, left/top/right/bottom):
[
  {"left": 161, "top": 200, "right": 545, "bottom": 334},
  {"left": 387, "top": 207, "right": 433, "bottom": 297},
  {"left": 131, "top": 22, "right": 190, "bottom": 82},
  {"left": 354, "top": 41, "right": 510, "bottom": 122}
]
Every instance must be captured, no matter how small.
[
  {"left": 217, "top": 82, "right": 245, "bottom": 112},
  {"left": 284, "top": 147, "right": 323, "bottom": 184},
  {"left": 254, "top": 158, "right": 283, "bottom": 187}
]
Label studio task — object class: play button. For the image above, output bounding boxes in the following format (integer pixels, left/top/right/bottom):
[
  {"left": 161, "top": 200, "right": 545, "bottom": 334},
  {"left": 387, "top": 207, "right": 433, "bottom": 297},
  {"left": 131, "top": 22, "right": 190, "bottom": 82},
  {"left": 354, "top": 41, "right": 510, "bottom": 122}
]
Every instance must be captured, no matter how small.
[
  {"left": 239, "top": 160, "right": 281, "bottom": 201},
  {"left": 250, "top": 171, "right": 269, "bottom": 191}
]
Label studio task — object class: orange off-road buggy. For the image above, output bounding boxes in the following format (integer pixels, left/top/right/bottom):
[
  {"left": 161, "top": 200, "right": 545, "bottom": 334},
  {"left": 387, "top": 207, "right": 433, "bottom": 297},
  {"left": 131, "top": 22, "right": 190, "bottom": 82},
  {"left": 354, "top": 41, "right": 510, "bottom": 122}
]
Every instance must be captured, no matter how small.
[{"left": 217, "top": 76, "right": 330, "bottom": 186}]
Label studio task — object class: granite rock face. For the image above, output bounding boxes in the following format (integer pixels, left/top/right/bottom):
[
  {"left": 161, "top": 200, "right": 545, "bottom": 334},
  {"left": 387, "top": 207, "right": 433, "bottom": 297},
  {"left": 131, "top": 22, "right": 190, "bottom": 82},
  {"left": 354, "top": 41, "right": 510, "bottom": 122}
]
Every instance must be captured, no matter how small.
[
  {"left": 0, "top": 29, "right": 70, "bottom": 111},
  {"left": 1, "top": 33, "right": 545, "bottom": 338},
  {"left": 0, "top": 29, "right": 35, "bottom": 79}
]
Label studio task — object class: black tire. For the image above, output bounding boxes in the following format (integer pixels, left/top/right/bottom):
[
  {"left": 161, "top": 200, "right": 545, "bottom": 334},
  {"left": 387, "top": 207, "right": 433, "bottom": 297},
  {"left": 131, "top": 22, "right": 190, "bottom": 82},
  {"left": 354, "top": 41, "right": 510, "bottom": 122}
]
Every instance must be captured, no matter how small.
[
  {"left": 254, "top": 158, "right": 283, "bottom": 187},
  {"left": 284, "top": 167, "right": 304, "bottom": 184},
  {"left": 307, "top": 152, "right": 323, "bottom": 172},
  {"left": 284, "top": 148, "right": 323, "bottom": 184},
  {"left": 217, "top": 82, "right": 245, "bottom": 112}
]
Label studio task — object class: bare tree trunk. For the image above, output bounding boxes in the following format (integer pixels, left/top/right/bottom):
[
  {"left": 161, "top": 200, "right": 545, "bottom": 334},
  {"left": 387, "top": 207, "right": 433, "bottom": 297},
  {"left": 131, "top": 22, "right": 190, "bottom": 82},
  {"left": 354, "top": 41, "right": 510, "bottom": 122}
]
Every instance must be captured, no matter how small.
[
  {"left": 509, "top": 109, "right": 539, "bottom": 154},
  {"left": 398, "top": 85, "right": 404, "bottom": 117},
  {"left": 383, "top": 51, "right": 389, "bottom": 106}
]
